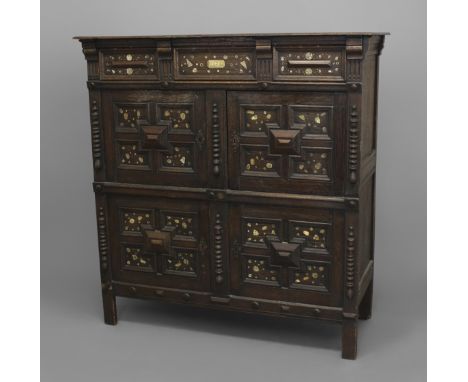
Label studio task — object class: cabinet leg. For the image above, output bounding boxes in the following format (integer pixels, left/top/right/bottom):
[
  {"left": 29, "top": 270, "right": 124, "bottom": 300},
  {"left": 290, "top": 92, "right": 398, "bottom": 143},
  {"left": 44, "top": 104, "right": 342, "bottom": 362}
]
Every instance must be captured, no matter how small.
[
  {"left": 341, "top": 318, "right": 358, "bottom": 360},
  {"left": 102, "top": 287, "right": 118, "bottom": 325},
  {"left": 359, "top": 279, "right": 374, "bottom": 320}
]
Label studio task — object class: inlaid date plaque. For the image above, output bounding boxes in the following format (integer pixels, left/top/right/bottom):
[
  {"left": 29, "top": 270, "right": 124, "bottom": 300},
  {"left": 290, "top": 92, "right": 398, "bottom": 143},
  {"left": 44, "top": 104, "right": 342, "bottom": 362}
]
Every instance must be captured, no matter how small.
[{"left": 75, "top": 32, "right": 387, "bottom": 359}]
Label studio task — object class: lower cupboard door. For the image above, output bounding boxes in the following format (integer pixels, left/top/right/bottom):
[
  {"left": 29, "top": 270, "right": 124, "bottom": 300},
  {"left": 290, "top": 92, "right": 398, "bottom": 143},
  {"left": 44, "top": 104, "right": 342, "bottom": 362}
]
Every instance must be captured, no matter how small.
[
  {"left": 108, "top": 195, "right": 210, "bottom": 291},
  {"left": 229, "top": 203, "right": 344, "bottom": 307}
]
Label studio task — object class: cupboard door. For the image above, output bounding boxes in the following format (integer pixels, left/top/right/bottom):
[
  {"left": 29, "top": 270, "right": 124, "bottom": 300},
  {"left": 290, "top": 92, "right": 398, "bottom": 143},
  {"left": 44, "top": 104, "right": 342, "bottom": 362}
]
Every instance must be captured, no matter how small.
[
  {"left": 227, "top": 91, "right": 346, "bottom": 195},
  {"left": 103, "top": 90, "right": 209, "bottom": 187},
  {"left": 229, "top": 202, "right": 344, "bottom": 306},
  {"left": 108, "top": 195, "right": 210, "bottom": 291}
]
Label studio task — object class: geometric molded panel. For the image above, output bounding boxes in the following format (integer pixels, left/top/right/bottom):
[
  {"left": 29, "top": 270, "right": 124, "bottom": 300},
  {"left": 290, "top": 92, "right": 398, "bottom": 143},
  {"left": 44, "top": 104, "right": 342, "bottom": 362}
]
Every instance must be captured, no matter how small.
[
  {"left": 161, "top": 211, "right": 198, "bottom": 240},
  {"left": 241, "top": 146, "right": 280, "bottom": 176},
  {"left": 242, "top": 218, "right": 281, "bottom": 245},
  {"left": 118, "top": 141, "right": 150, "bottom": 168},
  {"left": 290, "top": 148, "right": 331, "bottom": 179},
  {"left": 161, "top": 145, "right": 194, "bottom": 171},
  {"left": 290, "top": 261, "right": 330, "bottom": 291},
  {"left": 242, "top": 256, "right": 281, "bottom": 285},
  {"left": 121, "top": 244, "right": 153, "bottom": 272},
  {"left": 242, "top": 106, "right": 281, "bottom": 134},
  {"left": 159, "top": 104, "right": 193, "bottom": 131},
  {"left": 114, "top": 103, "right": 150, "bottom": 131},
  {"left": 289, "top": 106, "right": 332, "bottom": 138},
  {"left": 163, "top": 249, "right": 197, "bottom": 276},
  {"left": 289, "top": 220, "right": 330, "bottom": 252},
  {"left": 120, "top": 208, "right": 154, "bottom": 235}
]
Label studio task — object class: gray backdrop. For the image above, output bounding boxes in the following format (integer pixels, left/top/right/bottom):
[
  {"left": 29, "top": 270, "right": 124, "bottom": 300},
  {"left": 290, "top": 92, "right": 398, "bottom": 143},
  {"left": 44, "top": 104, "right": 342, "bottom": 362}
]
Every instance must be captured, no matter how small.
[{"left": 41, "top": 0, "right": 426, "bottom": 381}]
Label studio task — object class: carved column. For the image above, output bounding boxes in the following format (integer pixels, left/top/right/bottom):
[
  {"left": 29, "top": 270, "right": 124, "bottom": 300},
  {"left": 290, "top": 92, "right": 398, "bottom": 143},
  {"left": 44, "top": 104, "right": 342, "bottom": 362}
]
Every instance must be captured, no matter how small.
[
  {"left": 348, "top": 104, "right": 360, "bottom": 185},
  {"left": 88, "top": 90, "right": 105, "bottom": 180},
  {"left": 209, "top": 200, "right": 229, "bottom": 300},
  {"left": 342, "top": 199, "right": 359, "bottom": 359},
  {"left": 212, "top": 102, "right": 221, "bottom": 176},
  {"left": 345, "top": 37, "right": 364, "bottom": 195},
  {"left": 94, "top": 192, "right": 117, "bottom": 325},
  {"left": 206, "top": 90, "right": 226, "bottom": 189}
]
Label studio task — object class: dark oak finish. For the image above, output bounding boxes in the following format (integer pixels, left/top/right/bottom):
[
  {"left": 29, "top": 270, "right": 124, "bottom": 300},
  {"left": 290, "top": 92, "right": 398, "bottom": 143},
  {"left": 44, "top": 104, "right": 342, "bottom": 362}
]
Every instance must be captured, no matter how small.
[{"left": 76, "top": 33, "right": 387, "bottom": 359}]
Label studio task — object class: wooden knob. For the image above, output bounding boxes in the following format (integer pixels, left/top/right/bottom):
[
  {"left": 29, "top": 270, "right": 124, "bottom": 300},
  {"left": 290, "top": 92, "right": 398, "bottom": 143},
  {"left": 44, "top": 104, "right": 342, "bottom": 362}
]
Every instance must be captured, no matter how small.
[{"left": 182, "top": 293, "right": 191, "bottom": 301}]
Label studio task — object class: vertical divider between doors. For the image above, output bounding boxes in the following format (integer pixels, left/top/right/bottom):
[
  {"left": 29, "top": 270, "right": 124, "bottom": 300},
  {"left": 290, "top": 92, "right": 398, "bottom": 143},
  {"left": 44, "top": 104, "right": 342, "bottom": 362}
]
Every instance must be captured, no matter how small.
[{"left": 206, "top": 90, "right": 230, "bottom": 299}]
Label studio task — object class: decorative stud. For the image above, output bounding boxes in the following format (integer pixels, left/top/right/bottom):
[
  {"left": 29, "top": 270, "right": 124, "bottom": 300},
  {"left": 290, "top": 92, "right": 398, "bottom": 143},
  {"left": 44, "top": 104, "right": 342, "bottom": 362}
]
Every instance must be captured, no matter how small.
[{"left": 182, "top": 292, "right": 191, "bottom": 301}]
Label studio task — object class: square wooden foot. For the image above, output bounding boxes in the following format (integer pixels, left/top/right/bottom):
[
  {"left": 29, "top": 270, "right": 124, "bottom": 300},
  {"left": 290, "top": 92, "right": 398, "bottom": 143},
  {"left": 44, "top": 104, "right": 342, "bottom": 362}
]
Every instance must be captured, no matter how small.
[
  {"left": 102, "top": 287, "right": 118, "bottom": 325},
  {"left": 341, "top": 318, "right": 358, "bottom": 359}
]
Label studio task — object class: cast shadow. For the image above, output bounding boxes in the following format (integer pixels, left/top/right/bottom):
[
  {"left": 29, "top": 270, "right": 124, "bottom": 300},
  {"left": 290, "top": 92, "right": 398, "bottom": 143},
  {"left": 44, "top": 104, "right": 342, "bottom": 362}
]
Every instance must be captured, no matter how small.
[{"left": 117, "top": 297, "right": 342, "bottom": 352}]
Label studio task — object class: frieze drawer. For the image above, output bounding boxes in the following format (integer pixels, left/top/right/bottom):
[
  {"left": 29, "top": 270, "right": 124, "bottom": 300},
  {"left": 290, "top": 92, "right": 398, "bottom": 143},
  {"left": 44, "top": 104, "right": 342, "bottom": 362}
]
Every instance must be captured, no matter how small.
[
  {"left": 174, "top": 48, "right": 256, "bottom": 80},
  {"left": 273, "top": 47, "right": 345, "bottom": 81},
  {"left": 76, "top": 32, "right": 387, "bottom": 359},
  {"left": 99, "top": 49, "right": 158, "bottom": 80}
]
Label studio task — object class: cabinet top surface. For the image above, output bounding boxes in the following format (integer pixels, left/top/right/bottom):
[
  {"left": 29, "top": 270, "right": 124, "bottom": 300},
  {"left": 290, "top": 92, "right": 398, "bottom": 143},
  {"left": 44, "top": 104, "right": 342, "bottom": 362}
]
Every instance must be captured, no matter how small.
[{"left": 74, "top": 32, "right": 389, "bottom": 41}]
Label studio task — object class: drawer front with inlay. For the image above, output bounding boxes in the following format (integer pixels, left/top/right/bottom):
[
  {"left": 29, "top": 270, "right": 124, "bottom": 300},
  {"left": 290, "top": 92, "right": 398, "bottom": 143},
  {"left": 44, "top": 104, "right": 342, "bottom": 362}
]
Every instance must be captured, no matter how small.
[
  {"left": 174, "top": 48, "right": 256, "bottom": 80},
  {"left": 273, "top": 47, "right": 345, "bottom": 81},
  {"left": 227, "top": 91, "right": 346, "bottom": 195},
  {"left": 99, "top": 49, "right": 158, "bottom": 80},
  {"left": 228, "top": 202, "right": 344, "bottom": 306}
]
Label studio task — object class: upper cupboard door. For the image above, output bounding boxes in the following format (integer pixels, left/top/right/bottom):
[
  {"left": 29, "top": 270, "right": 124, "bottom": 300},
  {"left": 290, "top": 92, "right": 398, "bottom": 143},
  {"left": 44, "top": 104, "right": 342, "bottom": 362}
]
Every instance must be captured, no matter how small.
[
  {"left": 227, "top": 92, "right": 346, "bottom": 195},
  {"left": 102, "top": 90, "right": 208, "bottom": 187}
]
